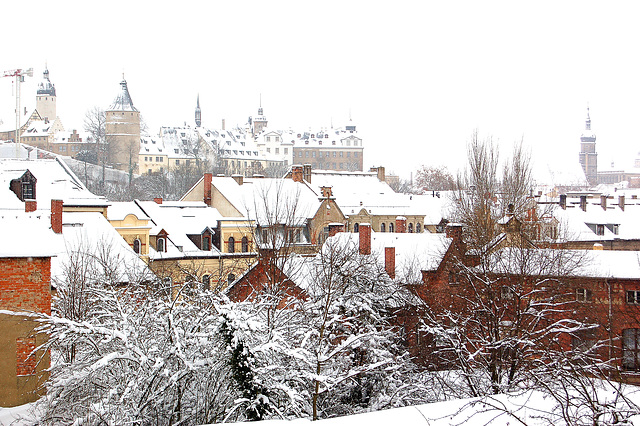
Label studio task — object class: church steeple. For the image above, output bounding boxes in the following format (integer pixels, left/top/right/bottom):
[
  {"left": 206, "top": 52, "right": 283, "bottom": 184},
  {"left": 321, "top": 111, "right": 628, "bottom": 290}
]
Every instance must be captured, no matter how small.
[
  {"left": 252, "top": 94, "right": 267, "bottom": 135},
  {"left": 195, "top": 94, "right": 202, "bottom": 127},
  {"left": 585, "top": 107, "right": 591, "bottom": 131},
  {"left": 109, "top": 74, "right": 138, "bottom": 112},
  {"left": 579, "top": 105, "right": 597, "bottom": 186}
]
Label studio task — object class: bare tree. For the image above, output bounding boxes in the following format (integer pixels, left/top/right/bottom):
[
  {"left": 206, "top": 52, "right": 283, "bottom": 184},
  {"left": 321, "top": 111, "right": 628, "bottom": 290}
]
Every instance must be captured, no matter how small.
[{"left": 415, "top": 165, "right": 456, "bottom": 191}]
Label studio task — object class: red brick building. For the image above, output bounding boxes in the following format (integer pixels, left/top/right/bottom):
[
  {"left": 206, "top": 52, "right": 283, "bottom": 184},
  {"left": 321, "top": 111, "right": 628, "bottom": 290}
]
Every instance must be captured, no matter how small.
[{"left": 0, "top": 200, "right": 63, "bottom": 406}]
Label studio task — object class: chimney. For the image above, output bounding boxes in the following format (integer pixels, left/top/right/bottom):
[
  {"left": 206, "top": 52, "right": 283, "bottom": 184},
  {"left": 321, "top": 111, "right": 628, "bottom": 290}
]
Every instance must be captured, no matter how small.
[
  {"left": 291, "top": 165, "right": 303, "bottom": 183},
  {"left": 320, "top": 186, "right": 333, "bottom": 198},
  {"left": 359, "top": 223, "right": 371, "bottom": 255},
  {"left": 369, "top": 166, "right": 386, "bottom": 182},
  {"left": 559, "top": 194, "right": 567, "bottom": 210},
  {"left": 385, "top": 247, "right": 396, "bottom": 279},
  {"left": 328, "top": 223, "right": 344, "bottom": 237},
  {"left": 51, "top": 199, "right": 63, "bottom": 234},
  {"left": 600, "top": 195, "right": 607, "bottom": 211},
  {"left": 252, "top": 174, "right": 265, "bottom": 178},
  {"left": 395, "top": 216, "right": 407, "bottom": 233},
  {"left": 580, "top": 195, "right": 587, "bottom": 212},
  {"left": 232, "top": 174, "right": 244, "bottom": 185},
  {"left": 222, "top": 119, "right": 226, "bottom": 130},
  {"left": 619, "top": 195, "right": 625, "bottom": 211},
  {"left": 25, "top": 200, "right": 37, "bottom": 212},
  {"left": 153, "top": 197, "right": 163, "bottom": 204},
  {"left": 203, "top": 173, "right": 212, "bottom": 206},
  {"left": 303, "top": 164, "right": 312, "bottom": 183},
  {"left": 446, "top": 223, "right": 463, "bottom": 245},
  {"left": 593, "top": 243, "right": 604, "bottom": 251}
]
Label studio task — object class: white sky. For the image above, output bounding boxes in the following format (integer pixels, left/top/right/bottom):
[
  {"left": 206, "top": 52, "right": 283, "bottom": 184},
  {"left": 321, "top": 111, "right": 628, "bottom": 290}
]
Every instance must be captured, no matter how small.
[{"left": 2, "top": 1, "right": 640, "bottom": 179}]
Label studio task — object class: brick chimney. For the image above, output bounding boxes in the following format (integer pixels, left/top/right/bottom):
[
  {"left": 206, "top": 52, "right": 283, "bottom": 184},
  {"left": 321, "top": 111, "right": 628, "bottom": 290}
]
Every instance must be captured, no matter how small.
[
  {"left": 600, "top": 195, "right": 608, "bottom": 211},
  {"left": 204, "top": 173, "right": 212, "bottom": 206},
  {"left": 559, "top": 194, "right": 567, "bottom": 210},
  {"left": 580, "top": 195, "right": 587, "bottom": 212},
  {"left": 328, "top": 223, "right": 344, "bottom": 237},
  {"left": 291, "top": 165, "right": 303, "bottom": 183},
  {"left": 51, "top": 199, "right": 63, "bottom": 234},
  {"left": 232, "top": 174, "right": 244, "bottom": 185},
  {"left": 619, "top": 195, "right": 625, "bottom": 211},
  {"left": 303, "top": 164, "right": 312, "bottom": 183},
  {"left": 446, "top": 223, "right": 463, "bottom": 245},
  {"left": 320, "top": 186, "right": 333, "bottom": 198},
  {"left": 385, "top": 247, "right": 395, "bottom": 279},
  {"left": 359, "top": 223, "right": 371, "bottom": 255},
  {"left": 369, "top": 166, "right": 386, "bottom": 182},
  {"left": 395, "top": 216, "right": 407, "bottom": 233},
  {"left": 25, "top": 200, "right": 37, "bottom": 212},
  {"left": 154, "top": 197, "right": 163, "bottom": 204}
]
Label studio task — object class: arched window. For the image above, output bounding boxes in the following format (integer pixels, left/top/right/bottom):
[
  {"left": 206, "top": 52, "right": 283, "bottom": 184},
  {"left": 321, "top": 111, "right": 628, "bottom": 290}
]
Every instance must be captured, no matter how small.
[
  {"left": 408, "top": 223, "right": 414, "bottom": 233},
  {"left": 227, "top": 273, "right": 236, "bottom": 286},
  {"left": 157, "top": 238, "right": 165, "bottom": 253},
  {"left": 380, "top": 223, "right": 386, "bottom": 232},
  {"left": 202, "top": 274, "right": 210, "bottom": 291},
  {"left": 202, "top": 236, "right": 210, "bottom": 251},
  {"left": 416, "top": 223, "right": 422, "bottom": 233},
  {"left": 389, "top": 223, "right": 394, "bottom": 233},
  {"left": 354, "top": 223, "right": 359, "bottom": 233},
  {"left": 133, "top": 238, "right": 141, "bottom": 254},
  {"left": 228, "top": 236, "right": 235, "bottom": 253},
  {"left": 241, "top": 236, "right": 249, "bottom": 252}
]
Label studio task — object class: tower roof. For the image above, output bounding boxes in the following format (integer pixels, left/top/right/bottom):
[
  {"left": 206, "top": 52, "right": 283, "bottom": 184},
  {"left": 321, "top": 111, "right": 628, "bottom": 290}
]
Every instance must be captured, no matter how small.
[
  {"left": 581, "top": 106, "right": 595, "bottom": 140},
  {"left": 109, "top": 76, "right": 138, "bottom": 112},
  {"left": 36, "top": 66, "right": 56, "bottom": 96}
]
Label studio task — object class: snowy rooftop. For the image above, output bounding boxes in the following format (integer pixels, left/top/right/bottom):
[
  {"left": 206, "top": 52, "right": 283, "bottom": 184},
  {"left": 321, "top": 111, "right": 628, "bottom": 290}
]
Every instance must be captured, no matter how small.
[
  {"left": 51, "top": 211, "right": 151, "bottom": 284},
  {"left": 0, "top": 210, "right": 63, "bottom": 257},
  {"left": 107, "top": 201, "right": 150, "bottom": 222},
  {"left": 0, "top": 158, "right": 109, "bottom": 209},
  {"left": 553, "top": 202, "right": 640, "bottom": 241},
  {"left": 135, "top": 200, "right": 223, "bottom": 258},
  {"left": 108, "top": 78, "right": 138, "bottom": 112}
]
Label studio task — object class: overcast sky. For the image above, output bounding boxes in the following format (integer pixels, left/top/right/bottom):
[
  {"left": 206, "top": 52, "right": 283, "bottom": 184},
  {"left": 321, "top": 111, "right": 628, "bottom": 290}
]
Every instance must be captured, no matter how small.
[{"left": 2, "top": 1, "right": 640, "bottom": 179}]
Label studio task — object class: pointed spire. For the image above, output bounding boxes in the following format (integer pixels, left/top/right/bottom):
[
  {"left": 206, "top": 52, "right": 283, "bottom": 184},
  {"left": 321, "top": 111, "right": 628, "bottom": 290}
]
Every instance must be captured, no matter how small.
[
  {"left": 109, "top": 75, "right": 138, "bottom": 112},
  {"left": 195, "top": 94, "right": 202, "bottom": 127},
  {"left": 258, "top": 93, "right": 263, "bottom": 116},
  {"left": 585, "top": 105, "right": 591, "bottom": 131}
]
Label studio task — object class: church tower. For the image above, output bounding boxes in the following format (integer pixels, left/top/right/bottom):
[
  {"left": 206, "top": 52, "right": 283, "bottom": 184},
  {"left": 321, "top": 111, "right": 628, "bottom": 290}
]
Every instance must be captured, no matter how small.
[
  {"left": 579, "top": 107, "right": 598, "bottom": 185},
  {"left": 105, "top": 75, "right": 141, "bottom": 175},
  {"left": 36, "top": 66, "right": 56, "bottom": 122},
  {"left": 252, "top": 95, "right": 268, "bottom": 136},
  {"left": 195, "top": 94, "right": 202, "bottom": 127}
]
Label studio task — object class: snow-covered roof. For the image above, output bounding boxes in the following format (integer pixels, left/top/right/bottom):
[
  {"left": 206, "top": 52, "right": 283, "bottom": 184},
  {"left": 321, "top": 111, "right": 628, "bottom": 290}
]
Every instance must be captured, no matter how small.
[
  {"left": 108, "top": 78, "right": 138, "bottom": 112},
  {"left": 135, "top": 200, "right": 224, "bottom": 258},
  {"left": 553, "top": 202, "right": 640, "bottom": 241},
  {"left": 51, "top": 211, "right": 151, "bottom": 284},
  {"left": 0, "top": 158, "right": 109, "bottom": 209},
  {"left": 107, "top": 201, "right": 150, "bottom": 222},
  {"left": 0, "top": 210, "right": 63, "bottom": 257},
  {"left": 309, "top": 170, "right": 450, "bottom": 223},
  {"left": 208, "top": 176, "right": 320, "bottom": 225}
]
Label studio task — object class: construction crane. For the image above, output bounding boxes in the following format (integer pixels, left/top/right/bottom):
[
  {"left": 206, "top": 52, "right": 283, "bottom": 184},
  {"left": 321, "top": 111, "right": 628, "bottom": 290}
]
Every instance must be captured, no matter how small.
[{"left": 2, "top": 68, "right": 33, "bottom": 157}]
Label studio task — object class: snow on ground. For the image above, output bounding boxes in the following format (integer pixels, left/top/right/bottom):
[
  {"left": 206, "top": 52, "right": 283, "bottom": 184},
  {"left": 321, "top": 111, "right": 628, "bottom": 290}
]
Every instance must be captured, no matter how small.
[
  {"left": 222, "top": 386, "right": 640, "bottom": 426},
  {"left": 0, "top": 403, "right": 38, "bottom": 425}
]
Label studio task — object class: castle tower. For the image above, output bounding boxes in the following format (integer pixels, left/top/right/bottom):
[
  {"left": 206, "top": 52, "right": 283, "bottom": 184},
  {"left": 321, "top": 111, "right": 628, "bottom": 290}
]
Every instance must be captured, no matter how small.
[
  {"left": 579, "top": 107, "right": 598, "bottom": 185},
  {"left": 105, "top": 75, "right": 141, "bottom": 174},
  {"left": 36, "top": 66, "right": 56, "bottom": 122},
  {"left": 195, "top": 94, "right": 202, "bottom": 127},
  {"left": 252, "top": 95, "right": 268, "bottom": 136}
]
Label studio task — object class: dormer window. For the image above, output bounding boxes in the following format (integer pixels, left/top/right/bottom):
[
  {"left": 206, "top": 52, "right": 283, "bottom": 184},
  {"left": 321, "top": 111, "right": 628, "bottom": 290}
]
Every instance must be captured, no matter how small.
[{"left": 157, "top": 237, "right": 166, "bottom": 253}]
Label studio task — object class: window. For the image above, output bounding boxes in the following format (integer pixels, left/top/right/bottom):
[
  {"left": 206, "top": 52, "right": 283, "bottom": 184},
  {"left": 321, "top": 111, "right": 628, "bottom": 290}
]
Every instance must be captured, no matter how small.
[
  {"left": 275, "top": 148, "right": 279, "bottom": 154},
  {"left": 228, "top": 236, "right": 235, "bottom": 253},
  {"left": 312, "top": 151, "right": 316, "bottom": 158},
  {"left": 354, "top": 152, "right": 358, "bottom": 158},
  {"left": 596, "top": 224, "right": 605, "bottom": 236},
  {"left": 241, "top": 236, "right": 249, "bottom": 252},
  {"left": 305, "top": 151, "right": 309, "bottom": 158},
  {"left": 284, "top": 148, "right": 288, "bottom": 154},
  {"left": 202, "top": 274, "right": 211, "bottom": 291},
  {"left": 227, "top": 273, "right": 236, "bottom": 286},
  {"left": 389, "top": 223, "right": 394, "bottom": 232},
  {"left": 571, "top": 327, "right": 597, "bottom": 354},
  {"left": 380, "top": 223, "right": 386, "bottom": 232},
  {"left": 175, "top": 159, "right": 180, "bottom": 165},
  {"left": 299, "top": 152, "right": 302, "bottom": 158},
  {"left": 623, "top": 328, "right": 640, "bottom": 370},
  {"left": 627, "top": 290, "right": 640, "bottom": 304},
  {"left": 354, "top": 223, "right": 359, "bottom": 233},
  {"left": 157, "top": 237, "right": 165, "bottom": 252},
  {"left": 416, "top": 223, "right": 422, "bottom": 233},
  {"left": 22, "top": 182, "right": 34, "bottom": 200},
  {"left": 267, "top": 148, "right": 271, "bottom": 153},
  {"left": 347, "top": 152, "right": 351, "bottom": 158},
  {"left": 203, "top": 236, "right": 210, "bottom": 251},
  {"left": 133, "top": 238, "right": 141, "bottom": 254},
  {"left": 340, "top": 152, "right": 343, "bottom": 157},
  {"left": 448, "top": 272, "right": 459, "bottom": 285},
  {"left": 501, "top": 286, "right": 515, "bottom": 300},
  {"left": 576, "top": 288, "right": 592, "bottom": 302},
  {"left": 408, "top": 223, "right": 414, "bottom": 233}
]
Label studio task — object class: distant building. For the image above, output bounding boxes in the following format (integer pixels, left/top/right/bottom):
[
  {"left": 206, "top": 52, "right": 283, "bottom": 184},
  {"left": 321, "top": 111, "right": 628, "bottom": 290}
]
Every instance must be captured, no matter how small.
[
  {"left": 579, "top": 107, "right": 598, "bottom": 185},
  {"left": 106, "top": 76, "right": 141, "bottom": 174}
]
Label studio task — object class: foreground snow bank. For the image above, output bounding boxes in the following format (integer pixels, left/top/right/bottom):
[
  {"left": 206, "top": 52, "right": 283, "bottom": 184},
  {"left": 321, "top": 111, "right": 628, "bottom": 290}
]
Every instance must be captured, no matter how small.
[
  {"left": 220, "top": 387, "right": 640, "bottom": 426},
  {"left": 0, "top": 403, "right": 38, "bottom": 425}
]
